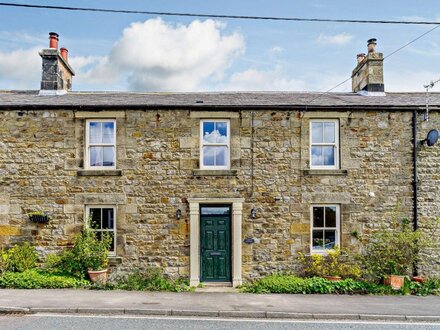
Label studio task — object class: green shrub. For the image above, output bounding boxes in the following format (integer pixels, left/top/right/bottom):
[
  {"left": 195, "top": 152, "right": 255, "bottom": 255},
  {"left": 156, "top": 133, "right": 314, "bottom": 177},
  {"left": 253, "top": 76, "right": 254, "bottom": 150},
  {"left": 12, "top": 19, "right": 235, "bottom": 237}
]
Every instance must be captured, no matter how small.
[
  {"left": 59, "top": 228, "right": 111, "bottom": 279},
  {"left": 0, "top": 269, "right": 89, "bottom": 289},
  {"left": 7, "top": 243, "right": 38, "bottom": 272},
  {"left": 102, "top": 268, "right": 192, "bottom": 292},
  {"left": 0, "top": 249, "right": 10, "bottom": 275},
  {"left": 297, "top": 246, "right": 361, "bottom": 279},
  {"left": 44, "top": 253, "right": 63, "bottom": 274},
  {"left": 241, "top": 274, "right": 440, "bottom": 296}
]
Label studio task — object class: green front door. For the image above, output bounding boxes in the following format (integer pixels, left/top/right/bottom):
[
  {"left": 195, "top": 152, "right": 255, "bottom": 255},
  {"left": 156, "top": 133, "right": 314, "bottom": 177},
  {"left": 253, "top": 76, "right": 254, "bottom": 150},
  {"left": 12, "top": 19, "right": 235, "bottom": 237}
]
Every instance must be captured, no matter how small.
[{"left": 200, "top": 205, "right": 232, "bottom": 282}]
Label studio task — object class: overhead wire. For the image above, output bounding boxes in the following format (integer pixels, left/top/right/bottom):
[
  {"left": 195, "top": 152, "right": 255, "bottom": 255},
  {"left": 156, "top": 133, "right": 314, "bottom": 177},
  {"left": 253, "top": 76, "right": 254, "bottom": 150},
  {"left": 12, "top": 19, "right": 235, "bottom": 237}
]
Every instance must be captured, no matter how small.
[{"left": 0, "top": 2, "right": 440, "bottom": 25}]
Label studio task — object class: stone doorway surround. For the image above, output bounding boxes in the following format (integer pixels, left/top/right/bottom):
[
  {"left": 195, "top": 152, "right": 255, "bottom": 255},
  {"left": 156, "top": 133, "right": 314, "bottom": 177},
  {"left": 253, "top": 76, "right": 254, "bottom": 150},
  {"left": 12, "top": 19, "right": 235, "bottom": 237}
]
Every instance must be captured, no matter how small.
[{"left": 188, "top": 198, "right": 244, "bottom": 288}]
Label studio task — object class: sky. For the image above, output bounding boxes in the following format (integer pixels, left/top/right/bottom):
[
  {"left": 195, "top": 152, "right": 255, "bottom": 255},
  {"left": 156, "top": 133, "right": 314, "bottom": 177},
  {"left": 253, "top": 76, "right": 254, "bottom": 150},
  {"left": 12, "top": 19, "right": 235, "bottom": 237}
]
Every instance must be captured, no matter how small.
[{"left": 0, "top": 0, "right": 439, "bottom": 93}]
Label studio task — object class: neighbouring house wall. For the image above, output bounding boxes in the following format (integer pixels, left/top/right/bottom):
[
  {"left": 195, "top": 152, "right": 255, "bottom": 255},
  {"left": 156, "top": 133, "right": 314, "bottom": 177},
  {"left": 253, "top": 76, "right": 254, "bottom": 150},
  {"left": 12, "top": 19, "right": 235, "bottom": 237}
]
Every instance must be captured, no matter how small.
[{"left": 0, "top": 108, "right": 438, "bottom": 278}]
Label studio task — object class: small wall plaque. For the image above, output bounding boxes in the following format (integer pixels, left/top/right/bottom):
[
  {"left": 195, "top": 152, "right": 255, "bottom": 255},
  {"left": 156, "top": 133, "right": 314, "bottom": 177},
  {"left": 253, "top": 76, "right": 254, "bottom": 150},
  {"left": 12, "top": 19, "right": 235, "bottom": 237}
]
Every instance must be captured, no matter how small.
[{"left": 244, "top": 238, "right": 255, "bottom": 244}]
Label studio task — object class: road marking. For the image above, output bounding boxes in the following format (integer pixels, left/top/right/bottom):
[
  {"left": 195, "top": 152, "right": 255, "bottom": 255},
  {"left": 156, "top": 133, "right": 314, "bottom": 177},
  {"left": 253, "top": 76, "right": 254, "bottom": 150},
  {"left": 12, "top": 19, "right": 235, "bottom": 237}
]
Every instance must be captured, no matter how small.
[{"left": 27, "top": 313, "right": 440, "bottom": 326}]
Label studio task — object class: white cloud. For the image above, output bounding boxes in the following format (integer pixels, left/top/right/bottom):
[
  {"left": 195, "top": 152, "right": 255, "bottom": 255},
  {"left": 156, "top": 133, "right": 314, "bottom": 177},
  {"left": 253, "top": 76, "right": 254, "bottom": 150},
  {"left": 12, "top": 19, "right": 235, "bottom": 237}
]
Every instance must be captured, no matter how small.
[
  {"left": 270, "top": 46, "right": 283, "bottom": 54},
  {"left": 316, "top": 33, "right": 353, "bottom": 45},
  {"left": 386, "top": 70, "right": 440, "bottom": 92},
  {"left": 225, "top": 68, "right": 307, "bottom": 91},
  {"left": 0, "top": 47, "right": 41, "bottom": 89},
  {"left": 223, "top": 67, "right": 351, "bottom": 92},
  {"left": 80, "top": 18, "right": 244, "bottom": 91}
]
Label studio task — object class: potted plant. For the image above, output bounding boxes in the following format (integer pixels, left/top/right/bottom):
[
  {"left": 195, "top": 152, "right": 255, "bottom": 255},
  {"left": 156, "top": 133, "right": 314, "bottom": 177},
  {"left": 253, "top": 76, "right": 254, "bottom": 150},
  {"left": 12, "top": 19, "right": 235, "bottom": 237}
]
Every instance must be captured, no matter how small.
[
  {"left": 360, "top": 218, "right": 420, "bottom": 290},
  {"left": 65, "top": 227, "right": 111, "bottom": 283},
  {"left": 28, "top": 211, "right": 49, "bottom": 223}
]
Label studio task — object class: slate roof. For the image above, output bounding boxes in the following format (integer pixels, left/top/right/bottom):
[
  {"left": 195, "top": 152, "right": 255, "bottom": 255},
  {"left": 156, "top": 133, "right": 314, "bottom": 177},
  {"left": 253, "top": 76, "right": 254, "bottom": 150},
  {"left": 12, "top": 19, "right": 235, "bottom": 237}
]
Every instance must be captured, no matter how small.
[{"left": 0, "top": 90, "right": 439, "bottom": 110}]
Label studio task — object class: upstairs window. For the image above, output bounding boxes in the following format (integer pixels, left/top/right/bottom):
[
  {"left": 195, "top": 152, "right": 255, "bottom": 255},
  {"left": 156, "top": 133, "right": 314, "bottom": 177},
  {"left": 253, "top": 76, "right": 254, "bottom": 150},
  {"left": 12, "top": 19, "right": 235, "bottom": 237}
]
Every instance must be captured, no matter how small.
[
  {"left": 200, "top": 120, "right": 230, "bottom": 170},
  {"left": 86, "top": 119, "right": 116, "bottom": 169},
  {"left": 310, "top": 119, "right": 339, "bottom": 169},
  {"left": 311, "top": 205, "right": 340, "bottom": 254}
]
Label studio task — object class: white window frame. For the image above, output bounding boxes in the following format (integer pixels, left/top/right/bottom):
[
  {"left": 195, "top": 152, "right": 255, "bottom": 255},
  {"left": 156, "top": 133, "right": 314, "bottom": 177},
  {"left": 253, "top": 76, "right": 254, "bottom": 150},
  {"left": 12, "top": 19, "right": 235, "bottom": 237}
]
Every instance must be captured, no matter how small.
[
  {"left": 85, "top": 205, "right": 117, "bottom": 256},
  {"left": 200, "top": 119, "right": 231, "bottom": 170},
  {"left": 310, "top": 204, "right": 340, "bottom": 254},
  {"left": 309, "top": 119, "right": 339, "bottom": 169},
  {"left": 85, "top": 119, "right": 117, "bottom": 170}
]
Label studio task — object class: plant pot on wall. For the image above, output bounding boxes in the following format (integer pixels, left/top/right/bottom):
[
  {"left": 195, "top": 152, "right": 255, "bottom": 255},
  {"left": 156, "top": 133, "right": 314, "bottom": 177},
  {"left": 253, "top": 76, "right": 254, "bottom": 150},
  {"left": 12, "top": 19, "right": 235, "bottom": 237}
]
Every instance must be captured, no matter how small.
[
  {"left": 28, "top": 213, "right": 49, "bottom": 223},
  {"left": 88, "top": 269, "right": 108, "bottom": 284},
  {"left": 384, "top": 275, "right": 405, "bottom": 290}
]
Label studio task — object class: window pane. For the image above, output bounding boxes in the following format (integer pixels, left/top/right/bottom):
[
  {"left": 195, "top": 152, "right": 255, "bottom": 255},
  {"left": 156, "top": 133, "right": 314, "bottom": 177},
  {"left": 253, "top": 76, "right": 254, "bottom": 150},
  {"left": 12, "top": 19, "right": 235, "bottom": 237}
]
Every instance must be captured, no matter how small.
[
  {"left": 89, "top": 208, "right": 101, "bottom": 229},
  {"left": 89, "top": 122, "right": 102, "bottom": 144},
  {"left": 324, "top": 230, "right": 336, "bottom": 249},
  {"left": 103, "top": 147, "right": 115, "bottom": 166},
  {"left": 102, "top": 208, "right": 114, "bottom": 229},
  {"left": 202, "top": 122, "right": 215, "bottom": 143},
  {"left": 215, "top": 146, "right": 227, "bottom": 166},
  {"left": 313, "top": 207, "right": 324, "bottom": 227},
  {"left": 325, "top": 206, "right": 337, "bottom": 227},
  {"left": 203, "top": 121, "right": 228, "bottom": 144},
  {"left": 202, "top": 146, "right": 216, "bottom": 166},
  {"left": 201, "top": 207, "right": 230, "bottom": 215},
  {"left": 311, "top": 122, "right": 323, "bottom": 143},
  {"left": 102, "top": 122, "right": 115, "bottom": 144},
  {"left": 311, "top": 146, "right": 322, "bottom": 166},
  {"left": 215, "top": 122, "right": 228, "bottom": 141},
  {"left": 323, "top": 122, "right": 335, "bottom": 143},
  {"left": 312, "top": 230, "right": 324, "bottom": 250},
  {"left": 323, "top": 146, "right": 335, "bottom": 166},
  {"left": 90, "top": 147, "right": 103, "bottom": 167},
  {"left": 107, "top": 232, "right": 115, "bottom": 252}
]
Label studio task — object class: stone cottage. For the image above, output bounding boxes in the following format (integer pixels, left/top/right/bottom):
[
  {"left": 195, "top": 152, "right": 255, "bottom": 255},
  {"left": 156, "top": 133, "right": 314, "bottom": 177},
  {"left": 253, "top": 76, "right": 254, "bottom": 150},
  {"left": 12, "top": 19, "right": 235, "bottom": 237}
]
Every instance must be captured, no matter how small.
[{"left": 0, "top": 34, "right": 439, "bottom": 286}]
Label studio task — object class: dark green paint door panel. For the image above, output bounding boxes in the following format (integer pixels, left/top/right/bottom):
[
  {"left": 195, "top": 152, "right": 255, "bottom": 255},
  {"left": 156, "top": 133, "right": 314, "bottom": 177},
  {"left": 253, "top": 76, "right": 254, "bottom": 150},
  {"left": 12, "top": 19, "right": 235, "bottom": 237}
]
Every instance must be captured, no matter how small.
[{"left": 200, "top": 207, "right": 231, "bottom": 282}]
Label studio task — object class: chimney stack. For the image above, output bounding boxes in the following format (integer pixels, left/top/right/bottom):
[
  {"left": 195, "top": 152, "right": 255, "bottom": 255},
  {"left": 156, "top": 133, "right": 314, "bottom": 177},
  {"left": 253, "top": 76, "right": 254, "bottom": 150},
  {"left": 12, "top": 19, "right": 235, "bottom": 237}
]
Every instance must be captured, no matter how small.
[
  {"left": 352, "top": 38, "right": 384, "bottom": 95},
  {"left": 39, "top": 32, "right": 75, "bottom": 96}
]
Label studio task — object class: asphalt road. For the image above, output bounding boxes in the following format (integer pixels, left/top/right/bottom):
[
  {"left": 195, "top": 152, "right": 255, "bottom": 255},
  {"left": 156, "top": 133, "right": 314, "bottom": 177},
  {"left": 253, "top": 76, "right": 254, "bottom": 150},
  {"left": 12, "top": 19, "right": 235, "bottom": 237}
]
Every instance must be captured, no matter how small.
[{"left": 0, "top": 314, "right": 439, "bottom": 330}]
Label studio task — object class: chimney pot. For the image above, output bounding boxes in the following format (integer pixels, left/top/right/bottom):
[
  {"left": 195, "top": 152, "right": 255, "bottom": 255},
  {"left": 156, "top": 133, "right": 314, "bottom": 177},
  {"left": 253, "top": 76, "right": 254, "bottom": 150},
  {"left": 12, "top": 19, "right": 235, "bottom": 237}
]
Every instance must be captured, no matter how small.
[
  {"left": 367, "top": 38, "right": 377, "bottom": 53},
  {"left": 49, "top": 32, "right": 59, "bottom": 49},
  {"left": 356, "top": 53, "right": 366, "bottom": 64},
  {"left": 60, "top": 47, "right": 68, "bottom": 62}
]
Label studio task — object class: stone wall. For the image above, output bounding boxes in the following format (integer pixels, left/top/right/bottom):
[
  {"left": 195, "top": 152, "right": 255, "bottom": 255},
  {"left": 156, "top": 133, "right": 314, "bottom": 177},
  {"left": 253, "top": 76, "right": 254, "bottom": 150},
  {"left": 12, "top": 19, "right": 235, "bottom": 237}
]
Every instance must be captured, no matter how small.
[{"left": 0, "top": 108, "right": 438, "bottom": 278}]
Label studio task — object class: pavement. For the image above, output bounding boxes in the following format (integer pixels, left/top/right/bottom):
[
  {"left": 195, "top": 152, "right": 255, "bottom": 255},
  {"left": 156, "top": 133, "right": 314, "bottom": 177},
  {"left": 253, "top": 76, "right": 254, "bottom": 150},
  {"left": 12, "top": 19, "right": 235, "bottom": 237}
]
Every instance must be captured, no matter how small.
[{"left": 0, "top": 289, "right": 439, "bottom": 321}]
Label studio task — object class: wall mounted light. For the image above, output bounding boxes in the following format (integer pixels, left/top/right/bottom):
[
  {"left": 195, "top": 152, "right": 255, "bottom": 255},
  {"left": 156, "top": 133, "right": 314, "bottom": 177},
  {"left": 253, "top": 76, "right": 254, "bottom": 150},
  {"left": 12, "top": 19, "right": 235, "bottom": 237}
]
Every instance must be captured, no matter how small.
[
  {"left": 251, "top": 208, "right": 257, "bottom": 219},
  {"left": 176, "top": 209, "right": 182, "bottom": 220}
]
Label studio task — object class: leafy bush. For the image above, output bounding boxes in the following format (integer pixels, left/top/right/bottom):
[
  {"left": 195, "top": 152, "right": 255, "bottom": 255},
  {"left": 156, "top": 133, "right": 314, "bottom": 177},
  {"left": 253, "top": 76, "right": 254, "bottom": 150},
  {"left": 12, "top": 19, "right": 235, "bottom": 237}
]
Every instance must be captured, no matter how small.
[
  {"left": 58, "top": 228, "right": 111, "bottom": 279},
  {"left": 43, "top": 253, "right": 63, "bottom": 274},
  {"left": 0, "top": 269, "right": 88, "bottom": 289},
  {"left": 242, "top": 274, "right": 440, "bottom": 296},
  {"left": 359, "top": 217, "right": 439, "bottom": 283},
  {"left": 0, "top": 249, "right": 10, "bottom": 275},
  {"left": 7, "top": 243, "right": 38, "bottom": 272},
  {"left": 101, "top": 268, "right": 192, "bottom": 292},
  {"left": 297, "top": 246, "right": 361, "bottom": 279}
]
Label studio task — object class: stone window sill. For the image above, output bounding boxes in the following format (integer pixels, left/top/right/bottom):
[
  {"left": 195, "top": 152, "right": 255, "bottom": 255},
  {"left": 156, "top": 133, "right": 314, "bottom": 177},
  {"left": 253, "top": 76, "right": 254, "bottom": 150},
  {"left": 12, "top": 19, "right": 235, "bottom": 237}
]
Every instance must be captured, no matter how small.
[
  {"left": 302, "top": 169, "right": 348, "bottom": 176},
  {"left": 192, "top": 169, "right": 237, "bottom": 176},
  {"left": 108, "top": 256, "right": 123, "bottom": 266},
  {"left": 77, "top": 170, "right": 122, "bottom": 177}
]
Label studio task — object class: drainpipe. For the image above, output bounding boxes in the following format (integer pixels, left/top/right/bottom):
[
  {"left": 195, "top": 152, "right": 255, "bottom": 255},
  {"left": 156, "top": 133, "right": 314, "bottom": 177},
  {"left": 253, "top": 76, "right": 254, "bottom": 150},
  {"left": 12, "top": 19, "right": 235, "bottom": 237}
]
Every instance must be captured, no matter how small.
[{"left": 412, "top": 108, "right": 418, "bottom": 276}]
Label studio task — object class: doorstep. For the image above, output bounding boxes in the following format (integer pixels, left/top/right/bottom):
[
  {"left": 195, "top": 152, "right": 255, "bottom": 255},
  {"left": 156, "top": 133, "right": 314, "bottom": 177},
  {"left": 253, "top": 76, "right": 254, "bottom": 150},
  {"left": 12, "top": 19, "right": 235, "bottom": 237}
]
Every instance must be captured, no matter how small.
[{"left": 195, "top": 282, "right": 238, "bottom": 293}]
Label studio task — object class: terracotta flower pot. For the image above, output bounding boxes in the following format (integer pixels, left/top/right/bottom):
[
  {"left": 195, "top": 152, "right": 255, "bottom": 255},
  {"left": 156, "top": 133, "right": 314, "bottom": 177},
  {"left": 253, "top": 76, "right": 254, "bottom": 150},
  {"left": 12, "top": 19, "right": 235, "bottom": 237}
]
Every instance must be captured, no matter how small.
[
  {"left": 412, "top": 276, "right": 427, "bottom": 283},
  {"left": 324, "top": 275, "right": 342, "bottom": 282},
  {"left": 384, "top": 275, "right": 405, "bottom": 290},
  {"left": 88, "top": 269, "right": 108, "bottom": 284}
]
